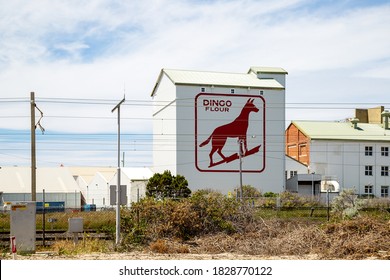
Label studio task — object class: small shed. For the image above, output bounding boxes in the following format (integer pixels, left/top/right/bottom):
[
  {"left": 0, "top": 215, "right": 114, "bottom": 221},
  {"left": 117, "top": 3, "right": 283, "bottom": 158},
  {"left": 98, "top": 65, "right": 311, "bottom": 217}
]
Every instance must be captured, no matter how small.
[{"left": 286, "top": 173, "right": 322, "bottom": 196}]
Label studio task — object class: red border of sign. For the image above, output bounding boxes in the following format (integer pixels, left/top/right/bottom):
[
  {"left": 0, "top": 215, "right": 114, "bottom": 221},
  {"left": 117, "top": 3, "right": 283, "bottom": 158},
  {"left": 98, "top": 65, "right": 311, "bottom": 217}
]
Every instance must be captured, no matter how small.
[{"left": 195, "top": 93, "right": 266, "bottom": 173}]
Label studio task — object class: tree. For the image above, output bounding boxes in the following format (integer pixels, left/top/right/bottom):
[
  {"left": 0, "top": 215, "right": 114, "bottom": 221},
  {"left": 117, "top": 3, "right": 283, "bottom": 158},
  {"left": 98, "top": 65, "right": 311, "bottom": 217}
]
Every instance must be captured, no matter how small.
[{"left": 146, "top": 170, "right": 191, "bottom": 199}]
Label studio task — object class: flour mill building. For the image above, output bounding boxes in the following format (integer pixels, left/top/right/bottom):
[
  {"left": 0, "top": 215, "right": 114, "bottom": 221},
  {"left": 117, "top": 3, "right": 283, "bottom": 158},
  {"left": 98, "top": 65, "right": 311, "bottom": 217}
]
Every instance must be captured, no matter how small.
[
  {"left": 151, "top": 66, "right": 287, "bottom": 193},
  {"left": 285, "top": 107, "right": 390, "bottom": 197}
]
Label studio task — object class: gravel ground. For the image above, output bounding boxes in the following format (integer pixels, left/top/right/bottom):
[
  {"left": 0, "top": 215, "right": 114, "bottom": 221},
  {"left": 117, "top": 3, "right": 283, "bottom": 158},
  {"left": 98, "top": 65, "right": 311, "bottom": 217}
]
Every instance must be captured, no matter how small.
[{"left": 1, "top": 252, "right": 322, "bottom": 260}]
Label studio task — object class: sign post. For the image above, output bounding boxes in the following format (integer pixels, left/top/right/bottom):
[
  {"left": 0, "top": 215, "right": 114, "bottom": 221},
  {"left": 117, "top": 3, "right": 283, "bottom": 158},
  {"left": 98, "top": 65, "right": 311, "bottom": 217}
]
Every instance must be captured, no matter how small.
[{"left": 10, "top": 236, "right": 16, "bottom": 259}]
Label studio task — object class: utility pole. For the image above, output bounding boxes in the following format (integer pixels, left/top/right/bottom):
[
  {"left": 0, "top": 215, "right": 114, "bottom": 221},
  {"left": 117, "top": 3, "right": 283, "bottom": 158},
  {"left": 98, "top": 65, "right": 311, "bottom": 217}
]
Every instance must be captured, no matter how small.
[
  {"left": 30, "top": 92, "right": 36, "bottom": 201},
  {"left": 112, "top": 96, "right": 125, "bottom": 245}
]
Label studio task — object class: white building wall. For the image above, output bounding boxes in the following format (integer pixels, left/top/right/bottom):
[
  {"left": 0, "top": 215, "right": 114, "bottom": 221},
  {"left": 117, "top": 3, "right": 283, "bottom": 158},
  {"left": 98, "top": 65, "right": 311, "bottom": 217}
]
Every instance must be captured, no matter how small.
[
  {"left": 152, "top": 74, "right": 177, "bottom": 174},
  {"left": 87, "top": 172, "right": 110, "bottom": 208},
  {"left": 109, "top": 168, "right": 152, "bottom": 206},
  {"left": 129, "top": 180, "right": 147, "bottom": 203},
  {"left": 285, "top": 156, "right": 308, "bottom": 180},
  {"left": 158, "top": 84, "right": 286, "bottom": 193},
  {"left": 310, "top": 140, "right": 390, "bottom": 197}
]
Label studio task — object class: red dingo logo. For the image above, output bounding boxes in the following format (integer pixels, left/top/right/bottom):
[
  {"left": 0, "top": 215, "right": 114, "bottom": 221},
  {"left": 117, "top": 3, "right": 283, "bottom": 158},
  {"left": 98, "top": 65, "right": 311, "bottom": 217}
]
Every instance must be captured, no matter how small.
[{"left": 199, "top": 98, "right": 261, "bottom": 167}]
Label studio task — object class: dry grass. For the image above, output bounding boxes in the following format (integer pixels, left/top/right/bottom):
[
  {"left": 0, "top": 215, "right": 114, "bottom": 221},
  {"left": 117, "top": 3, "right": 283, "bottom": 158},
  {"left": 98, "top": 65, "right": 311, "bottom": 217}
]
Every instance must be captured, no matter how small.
[
  {"left": 149, "top": 239, "right": 190, "bottom": 254},
  {"left": 120, "top": 195, "right": 390, "bottom": 259},
  {"left": 50, "top": 235, "right": 114, "bottom": 255},
  {"left": 178, "top": 217, "right": 390, "bottom": 259}
]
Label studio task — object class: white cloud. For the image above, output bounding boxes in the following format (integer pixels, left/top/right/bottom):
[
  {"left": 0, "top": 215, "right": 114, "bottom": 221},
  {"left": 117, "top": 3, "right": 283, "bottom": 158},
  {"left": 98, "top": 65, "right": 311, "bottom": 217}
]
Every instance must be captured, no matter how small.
[{"left": 1, "top": 0, "right": 389, "bottom": 166}]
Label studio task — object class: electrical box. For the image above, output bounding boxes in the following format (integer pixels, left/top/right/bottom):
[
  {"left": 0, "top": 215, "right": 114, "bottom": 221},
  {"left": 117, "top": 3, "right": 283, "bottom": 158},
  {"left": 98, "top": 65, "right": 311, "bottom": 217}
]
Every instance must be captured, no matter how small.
[
  {"left": 68, "top": 218, "right": 83, "bottom": 233},
  {"left": 109, "top": 185, "right": 127, "bottom": 205},
  {"left": 10, "top": 201, "right": 36, "bottom": 253}
]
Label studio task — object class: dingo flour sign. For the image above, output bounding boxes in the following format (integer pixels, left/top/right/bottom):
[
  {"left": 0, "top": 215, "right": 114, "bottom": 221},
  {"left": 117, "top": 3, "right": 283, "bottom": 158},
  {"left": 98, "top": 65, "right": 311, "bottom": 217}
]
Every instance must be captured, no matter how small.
[{"left": 195, "top": 93, "right": 265, "bottom": 173}]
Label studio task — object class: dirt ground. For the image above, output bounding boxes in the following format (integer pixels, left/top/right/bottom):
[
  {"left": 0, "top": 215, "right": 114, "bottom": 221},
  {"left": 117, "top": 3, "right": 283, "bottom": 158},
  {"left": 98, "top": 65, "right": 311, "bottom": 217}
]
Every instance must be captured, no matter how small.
[{"left": 2, "top": 252, "right": 324, "bottom": 260}]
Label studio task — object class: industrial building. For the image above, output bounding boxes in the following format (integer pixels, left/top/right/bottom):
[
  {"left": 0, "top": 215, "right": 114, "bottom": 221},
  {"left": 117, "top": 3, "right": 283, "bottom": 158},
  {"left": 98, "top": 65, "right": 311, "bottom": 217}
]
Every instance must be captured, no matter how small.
[
  {"left": 0, "top": 166, "right": 83, "bottom": 210},
  {"left": 151, "top": 66, "right": 287, "bottom": 193},
  {"left": 285, "top": 107, "right": 390, "bottom": 197},
  {"left": 0, "top": 166, "right": 153, "bottom": 210}
]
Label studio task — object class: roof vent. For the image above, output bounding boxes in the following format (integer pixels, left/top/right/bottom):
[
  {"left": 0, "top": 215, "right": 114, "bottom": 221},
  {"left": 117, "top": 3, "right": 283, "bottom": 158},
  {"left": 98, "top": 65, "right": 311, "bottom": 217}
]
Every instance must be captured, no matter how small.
[
  {"left": 382, "top": 110, "right": 390, "bottom": 130},
  {"left": 350, "top": 118, "right": 359, "bottom": 129}
]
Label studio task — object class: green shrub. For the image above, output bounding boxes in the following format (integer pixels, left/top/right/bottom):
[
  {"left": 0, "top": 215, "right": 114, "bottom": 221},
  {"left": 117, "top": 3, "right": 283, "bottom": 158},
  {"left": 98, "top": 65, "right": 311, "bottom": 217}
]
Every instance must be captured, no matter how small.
[{"left": 263, "top": 192, "right": 278, "bottom": 197}]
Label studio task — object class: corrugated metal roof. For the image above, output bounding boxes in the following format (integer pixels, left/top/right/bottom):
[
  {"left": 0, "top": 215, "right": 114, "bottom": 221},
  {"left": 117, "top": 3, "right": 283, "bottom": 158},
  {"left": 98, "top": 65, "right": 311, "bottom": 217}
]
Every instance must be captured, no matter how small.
[
  {"left": 153, "top": 68, "right": 285, "bottom": 94},
  {"left": 0, "top": 167, "right": 82, "bottom": 193},
  {"left": 248, "top": 66, "right": 288, "bottom": 74},
  {"left": 293, "top": 121, "right": 390, "bottom": 142}
]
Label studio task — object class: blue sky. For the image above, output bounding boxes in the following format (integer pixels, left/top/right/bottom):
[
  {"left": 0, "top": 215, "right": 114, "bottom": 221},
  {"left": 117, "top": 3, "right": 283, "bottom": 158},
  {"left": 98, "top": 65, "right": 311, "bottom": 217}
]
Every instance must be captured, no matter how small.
[{"left": 0, "top": 0, "right": 390, "bottom": 167}]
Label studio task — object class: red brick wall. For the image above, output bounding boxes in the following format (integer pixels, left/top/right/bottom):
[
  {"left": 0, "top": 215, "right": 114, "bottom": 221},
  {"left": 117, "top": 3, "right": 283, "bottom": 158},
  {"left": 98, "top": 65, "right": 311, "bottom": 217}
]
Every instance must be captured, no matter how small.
[{"left": 285, "top": 124, "right": 310, "bottom": 166}]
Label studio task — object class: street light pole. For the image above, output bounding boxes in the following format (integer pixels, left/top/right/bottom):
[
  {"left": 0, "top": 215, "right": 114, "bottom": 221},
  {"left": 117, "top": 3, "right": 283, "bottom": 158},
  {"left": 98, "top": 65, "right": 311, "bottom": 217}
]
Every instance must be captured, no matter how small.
[{"left": 111, "top": 97, "right": 125, "bottom": 245}]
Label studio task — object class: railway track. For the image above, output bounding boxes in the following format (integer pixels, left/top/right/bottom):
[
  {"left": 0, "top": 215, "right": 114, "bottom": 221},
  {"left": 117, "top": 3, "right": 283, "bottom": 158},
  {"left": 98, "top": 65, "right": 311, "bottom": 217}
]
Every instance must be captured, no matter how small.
[{"left": 0, "top": 230, "right": 112, "bottom": 247}]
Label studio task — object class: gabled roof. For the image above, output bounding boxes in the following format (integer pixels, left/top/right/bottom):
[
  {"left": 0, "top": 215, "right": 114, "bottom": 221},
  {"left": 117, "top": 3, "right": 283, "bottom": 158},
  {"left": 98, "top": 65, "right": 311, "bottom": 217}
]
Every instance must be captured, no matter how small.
[
  {"left": 292, "top": 121, "right": 390, "bottom": 142},
  {"left": 69, "top": 167, "right": 116, "bottom": 184},
  {"left": 151, "top": 67, "right": 285, "bottom": 96},
  {"left": 121, "top": 167, "right": 154, "bottom": 181}
]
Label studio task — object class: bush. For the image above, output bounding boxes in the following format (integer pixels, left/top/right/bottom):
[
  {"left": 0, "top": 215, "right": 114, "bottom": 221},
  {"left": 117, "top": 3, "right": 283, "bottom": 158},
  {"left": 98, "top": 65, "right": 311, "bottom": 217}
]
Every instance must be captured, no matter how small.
[
  {"left": 190, "top": 190, "right": 241, "bottom": 234},
  {"left": 146, "top": 170, "right": 191, "bottom": 199},
  {"left": 121, "top": 197, "right": 201, "bottom": 244},
  {"left": 263, "top": 192, "right": 278, "bottom": 197},
  {"left": 120, "top": 190, "right": 248, "bottom": 248},
  {"left": 232, "top": 185, "right": 262, "bottom": 200},
  {"left": 279, "top": 191, "right": 322, "bottom": 208},
  {"left": 331, "top": 189, "right": 363, "bottom": 219}
]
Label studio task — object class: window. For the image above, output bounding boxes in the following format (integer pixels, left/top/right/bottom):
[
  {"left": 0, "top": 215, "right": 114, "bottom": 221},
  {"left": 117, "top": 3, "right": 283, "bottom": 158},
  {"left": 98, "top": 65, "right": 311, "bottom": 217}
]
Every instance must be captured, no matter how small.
[
  {"left": 381, "top": 186, "right": 389, "bottom": 197},
  {"left": 365, "top": 146, "right": 373, "bottom": 156},
  {"left": 259, "top": 90, "right": 264, "bottom": 95},
  {"left": 364, "top": 185, "right": 373, "bottom": 195},
  {"left": 200, "top": 87, "right": 206, "bottom": 93},
  {"left": 230, "top": 88, "right": 235, "bottom": 94},
  {"left": 381, "top": 166, "right": 389, "bottom": 176},
  {"left": 381, "top": 147, "right": 389, "bottom": 157},
  {"left": 299, "top": 144, "right": 307, "bottom": 156},
  {"left": 290, "top": 170, "right": 297, "bottom": 178},
  {"left": 365, "top": 165, "right": 373, "bottom": 176}
]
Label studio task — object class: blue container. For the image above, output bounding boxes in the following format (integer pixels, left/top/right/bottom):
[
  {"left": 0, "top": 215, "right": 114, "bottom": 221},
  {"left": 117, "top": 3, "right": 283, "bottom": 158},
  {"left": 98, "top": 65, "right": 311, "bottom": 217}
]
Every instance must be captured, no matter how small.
[
  {"left": 36, "top": 201, "right": 65, "bottom": 213},
  {"left": 82, "top": 204, "right": 97, "bottom": 212}
]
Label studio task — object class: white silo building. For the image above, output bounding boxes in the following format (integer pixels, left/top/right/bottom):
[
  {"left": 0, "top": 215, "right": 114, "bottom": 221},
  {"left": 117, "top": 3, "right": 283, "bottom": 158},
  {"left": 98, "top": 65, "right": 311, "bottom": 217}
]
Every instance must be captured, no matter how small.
[{"left": 151, "top": 66, "right": 287, "bottom": 194}]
